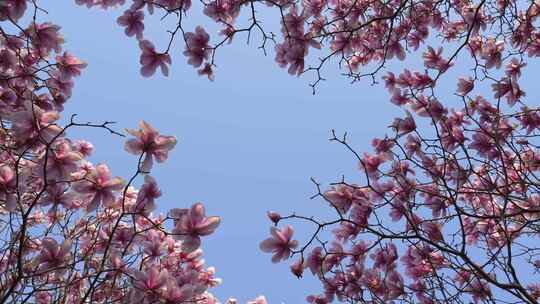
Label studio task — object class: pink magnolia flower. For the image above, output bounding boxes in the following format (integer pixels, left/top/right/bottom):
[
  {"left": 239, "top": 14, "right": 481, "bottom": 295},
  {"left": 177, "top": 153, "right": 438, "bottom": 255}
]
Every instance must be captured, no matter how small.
[
  {"left": 37, "top": 237, "right": 71, "bottom": 272},
  {"left": 350, "top": 202, "right": 372, "bottom": 228},
  {"left": 281, "top": 7, "right": 305, "bottom": 37},
  {"left": 360, "top": 268, "right": 384, "bottom": 296},
  {"left": 528, "top": 283, "right": 540, "bottom": 300},
  {"left": 117, "top": 9, "right": 145, "bottom": 39},
  {"left": 134, "top": 175, "right": 161, "bottom": 214},
  {"left": 35, "top": 292, "right": 52, "bottom": 304},
  {"left": 203, "top": 0, "right": 240, "bottom": 24},
  {"left": 73, "top": 140, "right": 94, "bottom": 157},
  {"left": 275, "top": 40, "right": 309, "bottom": 76},
  {"left": 383, "top": 72, "right": 398, "bottom": 90},
  {"left": 370, "top": 243, "right": 398, "bottom": 271},
  {"left": 387, "top": 40, "right": 406, "bottom": 61},
  {"left": 404, "top": 134, "right": 422, "bottom": 156},
  {"left": 0, "top": 48, "right": 16, "bottom": 71},
  {"left": 184, "top": 26, "right": 211, "bottom": 68},
  {"left": 518, "top": 107, "right": 540, "bottom": 134},
  {"left": 491, "top": 77, "right": 525, "bottom": 106},
  {"left": 44, "top": 139, "right": 83, "bottom": 179},
  {"left": 290, "top": 257, "right": 304, "bottom": 278},
  {"left": 0, "top": 87, "right": 17, "bottom": 109},
  {"left": 142, "top": 230, "right": 164, "bottom": 259},
  {"left": 260, "top": 225, "right": 298, "bottom": 263},
  {"left": 481, "top": 38, "right": 504, "bottom": 69},
  {"left": 139, "top": 40, "right": 171, "bottom": 77},
  {"left": 468, "top": 132, "right": 495, "bottom": 158},
  {"left": 421, "top": 221, "right": 443, "bottom": 241},
  {"left": 466, "top": 278, "right": 492, "bottom": 303},
  {"left": 125, "top": 120, "right": 177, "bottom": 172},
  {"left": 390, "top": 89, "right": 409, "bottom": 106},
  {"left": 391, "top": 112, "right": 417, "bottom": 136},
  {"left": 198, "top": 63, "right": 215, "bottom": 81},
  {"left": 165, "top": 0, "right": 192, "bottom": 11},
  {"left": 29, "top": 22, "right": 64, "bottom": 53},
  {"left": 40, "top": 182, "right": 77, "bottom": 209},
  {"left": 72, "top": 163, "right": 125, "bottom": 212},
  {"left": 389, "top": 200, "right": 406, "bottom": 221},
  {"left": 384, "top": 270, "right": 405, "bottom": 300},
  {"left": 171, "top": 203, "right": 221, "bottom": 251},
  {"left": 47, "top": 70, "right": 75, "bottom": 97},
  {"left": 422, "top": 46, "right": 446, "bottom": 70},
  {"left": 10, "top": 103, "right": 62, "bottom": 144},
  {"left": 371, "top": 137, "right": 395, "bottom": 158},
  {"left": 0, "top": 0, "right": 27, "bottom": 21},
  {"left": 505, "top": 58, "right": 526, "bottom": 80},
  {"left": 56, "top": 52, "right": 87, "bottom": 80},
  {"left": 401, "top": 246, "right": 445, "bottom": 280},
  {"left": 360, "top": 153, "right": 384, "bottom": 179},
  {"left": 306, "top": 246, "right": 325, "bottom": 275},
  {"left": 162, "top": 280, "right": 194, "bottom": 303},
  {"left": 131, "top": 267, "right": 168, "bottom": 292},
  {"left": 306, "top": 294, "right": 330, "bottom": 304},
  {"left": 303, "top": 0, "right": 325, "bottom": 17},
  {"left": 324, "top": 184, "right": 367, "bottom": 214},
  {"left": 113, "top": 226, "right": 135, "bottom": 247},
  {"left": 332, "top": 221, "right": 361, "bottom": 242},
  {"left": 0, "top": 165, "right": 17, "bottom": 211}
]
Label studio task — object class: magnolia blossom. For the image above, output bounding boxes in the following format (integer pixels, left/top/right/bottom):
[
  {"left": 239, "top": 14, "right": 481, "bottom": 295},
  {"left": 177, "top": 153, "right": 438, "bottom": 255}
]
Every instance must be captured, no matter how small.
[
  {"left": 10, "top": 103, "right": 62, "bottom": 144},
  {"left": 125, "top": 120, "right": 177, "bottom": 172},
  {"left": 324, "top": 184, "right": 367, "bottom": 214},
  {"left": 131, "top": 268, "right": 169, "bottom": 292},
  {"left": 36, "top": 238, "right": 71, "bottom": 272},
  {"left": 44, "top": 139, "right": 83, "bottom": 179},
  {"left": 184, "top": 26, "right": 211, "bottom": 68},
  {"left": 117, "top": 9, "right": 145, "bottom": 39},
  {"left": 56, "top": 52, "right": 87, "bottom": 80},
  {"left": 72, "top": 163, "right": 125, "bottom": 212},
  {"left": 139, "top": 40, "right": 171, "bottom": 77},
  {"left": 0, "top": 0, "right": 27, "bottom": 20},
  {"left": 40, "top": 182, "right": 77, "bottom": 209},
  {"left": 457, "top": 77, "right": 474, "bottom": 96},
  {"left": 171, "top": 203, "right": 221, "bottom": 251},
  {"left": 391, "top": 112, "right": 416, "bottom": 136},
  {"left": 28, "top": 22, "right": 64, "bottom": 53},
  {"left": 134, "top": 175, "right": 161, "bottom": 214},
  {"left": 260, "top": 225, "right": 298, "bottom": 263},
  {"left": 0, "top": 165, "right": 16, "bottom": 211}
]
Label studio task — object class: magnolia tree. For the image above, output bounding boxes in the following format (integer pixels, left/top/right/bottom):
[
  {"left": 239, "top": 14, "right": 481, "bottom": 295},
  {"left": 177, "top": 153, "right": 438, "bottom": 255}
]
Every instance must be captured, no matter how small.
[
  {"left": 2, "top": 0, "right": 540, "bottom": 303},
  {"left": 0, "top": 2, "right": 261, "bottom": 304}
]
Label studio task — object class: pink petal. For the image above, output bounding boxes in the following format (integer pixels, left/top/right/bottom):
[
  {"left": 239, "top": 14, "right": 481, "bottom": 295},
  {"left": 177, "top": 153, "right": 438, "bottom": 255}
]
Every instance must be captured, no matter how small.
[
  {"left": 196, "top": 216, "right": 220, "bottom": 236},
  {"left": 259, "top": 238, "right": 278, "bottom": 252}
]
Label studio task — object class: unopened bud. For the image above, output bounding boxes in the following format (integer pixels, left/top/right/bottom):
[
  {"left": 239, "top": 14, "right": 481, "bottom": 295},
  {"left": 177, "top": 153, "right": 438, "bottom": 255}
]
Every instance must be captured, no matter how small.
[{"left": 267, "top": 211, "right": 281, "bottom": 225}]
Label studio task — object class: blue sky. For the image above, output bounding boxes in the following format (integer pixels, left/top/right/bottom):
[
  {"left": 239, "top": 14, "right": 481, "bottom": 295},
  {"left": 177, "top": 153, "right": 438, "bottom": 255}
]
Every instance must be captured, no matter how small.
[{"left": 40, "top": 1, "right": 540, "bottom": 303}]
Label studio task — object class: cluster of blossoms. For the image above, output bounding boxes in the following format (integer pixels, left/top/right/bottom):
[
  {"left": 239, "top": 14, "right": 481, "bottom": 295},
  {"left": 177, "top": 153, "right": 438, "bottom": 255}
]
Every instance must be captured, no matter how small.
[
  {"left": 259, "top": 16, "right": 540, "bottom": 304},
  {"left": 262, "top": 83, "right": 540, "bottom": 303},
  {"left": 0, "top": 2, "right": 271, "bottom": 303},
  {"left": 67, "top": 0, "right": 540, "bottom": 90}
]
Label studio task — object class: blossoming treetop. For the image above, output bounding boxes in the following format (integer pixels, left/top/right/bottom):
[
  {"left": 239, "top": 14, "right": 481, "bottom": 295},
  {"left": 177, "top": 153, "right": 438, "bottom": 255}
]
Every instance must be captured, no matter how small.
[{"left": 1, "top": 0, "right": 540, "bottom": 303}]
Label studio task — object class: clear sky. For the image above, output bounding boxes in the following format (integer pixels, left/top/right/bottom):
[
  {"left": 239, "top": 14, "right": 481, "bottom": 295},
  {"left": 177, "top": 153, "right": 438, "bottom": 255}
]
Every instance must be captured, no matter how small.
[{"left": 40, "top": 1, "right": 539, "bottom": 303}]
